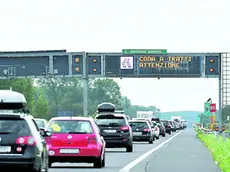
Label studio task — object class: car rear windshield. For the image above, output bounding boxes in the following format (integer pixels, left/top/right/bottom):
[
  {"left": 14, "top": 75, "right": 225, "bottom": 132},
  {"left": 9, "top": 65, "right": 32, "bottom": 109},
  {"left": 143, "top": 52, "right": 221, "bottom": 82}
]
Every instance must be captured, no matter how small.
[
  {"left": 161, "top": 121, "right": 169, "bottom": 126},
  {"left": 156, "top": 122, "right": 162, "bottom": 127},
  {"left": 47, "top": 120, "right": 93, "bottom": 134},
  {"left": 95, "top": 115, "right": 126, "bottom": 127},
  {"left": 35, "top": 120, "right": 45, "bottom": 128},
  {"left": 129, "top": 122, "right": 148, "bottom": 128},
  {"left": 0, "top": 118, "right": 31, "bottom": 134}
]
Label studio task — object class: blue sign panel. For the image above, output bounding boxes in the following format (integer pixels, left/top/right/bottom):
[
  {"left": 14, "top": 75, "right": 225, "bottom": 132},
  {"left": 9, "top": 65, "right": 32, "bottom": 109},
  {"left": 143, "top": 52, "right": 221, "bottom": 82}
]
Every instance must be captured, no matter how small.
[
  {"left": 137, "top": 54, "right": 202, "bottom": 77},
  {"left": 0, "top": 56, "right": 49, "bottom": 77},
  {"left": 105, "top": 55, "right": 135, "bottom": 77},
  {"left": 53, "top": 55, "right": 69, "bottom": 75},
  {"left": 72, "top": 55, "right": 83, "bottom": 75},
  {"left": 58, "top": 111, "right": 73, "bottom": 117}
]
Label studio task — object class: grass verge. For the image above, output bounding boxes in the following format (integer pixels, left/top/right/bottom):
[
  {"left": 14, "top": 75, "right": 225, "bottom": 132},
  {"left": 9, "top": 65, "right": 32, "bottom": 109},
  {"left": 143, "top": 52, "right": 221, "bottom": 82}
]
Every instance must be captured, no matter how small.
[{"left": 196, "top": 128, "right": 230, "bottom": 172}]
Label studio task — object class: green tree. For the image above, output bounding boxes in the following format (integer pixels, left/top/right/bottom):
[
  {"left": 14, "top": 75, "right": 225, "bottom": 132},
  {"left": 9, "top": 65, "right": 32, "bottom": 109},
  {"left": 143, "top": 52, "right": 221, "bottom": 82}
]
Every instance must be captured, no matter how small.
[
  {"left": 34, "top": 90, "right": 48, "bottom": 119},
  {"left": 0, "top": 79, "right": 35, "bottom": 111}
]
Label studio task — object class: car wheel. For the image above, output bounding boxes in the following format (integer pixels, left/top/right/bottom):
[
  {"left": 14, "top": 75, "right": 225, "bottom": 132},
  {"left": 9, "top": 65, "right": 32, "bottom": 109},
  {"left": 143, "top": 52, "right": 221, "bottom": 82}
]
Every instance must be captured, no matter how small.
[
  {"left": 152, "top": 136, "right": 155, "bottom": 141},
  {"left": 149, "top": 137, "right": 153, "bottom": 144},
  {"left": 169, "top": 131, "right": 171, "bottom": 135},
  {"left": 102, "top": 152, "right": 105, "bottom": 167},
  {"left": 93, "top": 155, "right": 103, "bottom": 168},
  {"left": 156, "top": 135, "right": 159, "bottom": 139},
  {"left": 48, "top": 159, "right": 53, "bottom": 168},
  {"left": 162, "top": 133, "right": 166, "bottom": 137},
  {"left": 126, "top": 144, "right": 133, "bottom": 152}
]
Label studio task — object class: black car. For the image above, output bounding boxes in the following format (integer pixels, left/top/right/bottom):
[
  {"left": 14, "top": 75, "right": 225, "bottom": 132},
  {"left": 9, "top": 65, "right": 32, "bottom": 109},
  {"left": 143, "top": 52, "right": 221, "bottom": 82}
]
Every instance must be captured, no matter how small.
[
  {"left": 129, "top": 120, "right": 154, "bottom": 144},
  {"left": 95, "top": 113, "right": 133, "bottom": 152},
  {"left": 0, "top": 112, "right": 50, "bottom": 172},
  {"left": 156, "top": 122, "right": 166, "bottom": 137},
  {"left": 160, "top": 120, "right": 172, "bottom": 135},
  {"left": 95, "top": 102, "right": 133, "bottom": 152}
]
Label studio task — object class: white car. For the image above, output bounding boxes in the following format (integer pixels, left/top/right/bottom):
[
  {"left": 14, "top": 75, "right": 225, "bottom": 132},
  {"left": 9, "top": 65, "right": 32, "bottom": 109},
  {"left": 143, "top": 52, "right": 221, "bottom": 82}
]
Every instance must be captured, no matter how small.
[{"left": 152, "top": 121, "right": 160, "bottom": 139}]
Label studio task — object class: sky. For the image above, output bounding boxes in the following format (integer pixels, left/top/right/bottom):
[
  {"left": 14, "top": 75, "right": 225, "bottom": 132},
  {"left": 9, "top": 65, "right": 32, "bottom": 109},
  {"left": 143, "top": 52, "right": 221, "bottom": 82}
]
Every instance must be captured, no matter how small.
[{"left": 0, "top": 0, "right": 229, "bottom": 112}]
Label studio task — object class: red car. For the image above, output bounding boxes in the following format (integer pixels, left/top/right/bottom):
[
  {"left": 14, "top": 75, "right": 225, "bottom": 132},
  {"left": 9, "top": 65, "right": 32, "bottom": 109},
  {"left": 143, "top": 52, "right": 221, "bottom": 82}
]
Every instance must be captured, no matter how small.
[{"left": 44, "top": 117, "right": 106, "bottom": 168}]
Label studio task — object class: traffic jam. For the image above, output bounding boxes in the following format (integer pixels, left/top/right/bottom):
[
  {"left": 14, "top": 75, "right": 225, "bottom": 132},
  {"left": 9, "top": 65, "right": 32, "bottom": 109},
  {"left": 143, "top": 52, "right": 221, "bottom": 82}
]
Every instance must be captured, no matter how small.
[{"left": 0, "top": 90, "right": 188, "bottom": 171}]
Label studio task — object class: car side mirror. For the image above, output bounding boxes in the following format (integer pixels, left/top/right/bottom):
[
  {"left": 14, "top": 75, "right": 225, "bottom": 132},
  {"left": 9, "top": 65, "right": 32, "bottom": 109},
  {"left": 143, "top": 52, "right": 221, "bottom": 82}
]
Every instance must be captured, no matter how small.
[{"left": 41, "top": 130, "right": 52, "bottom": 137}]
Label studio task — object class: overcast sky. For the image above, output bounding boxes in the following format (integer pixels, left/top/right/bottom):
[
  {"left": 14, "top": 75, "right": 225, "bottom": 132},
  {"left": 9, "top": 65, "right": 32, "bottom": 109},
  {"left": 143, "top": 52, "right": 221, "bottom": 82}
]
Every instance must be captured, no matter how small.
[{"left": 0, "top": 0, "right": 229, "bottom": 112}]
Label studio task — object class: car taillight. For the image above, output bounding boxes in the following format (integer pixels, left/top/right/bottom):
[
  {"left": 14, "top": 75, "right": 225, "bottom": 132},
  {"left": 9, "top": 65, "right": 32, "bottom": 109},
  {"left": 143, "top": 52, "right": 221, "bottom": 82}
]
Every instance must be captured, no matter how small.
[
  {"left": 16, "top": 136, "right": 36, "bottom": 146},
  {"left": 162, "top": 127, "right": 164, "bottom": 130},
  {"left": 88, "top": 137, "right": 97, "bottom": 144},
  {"left": 144, "top": 128, "right": 151, "bottom": 132},
  {"left": 168, "top": 125, "right": 171, "bottom": 128},
  {"left": 120, "top": 126, "right": 129, "bottom": 131},
  {"left": 155, "top": 127, "right": 158, "bottom": 131}
]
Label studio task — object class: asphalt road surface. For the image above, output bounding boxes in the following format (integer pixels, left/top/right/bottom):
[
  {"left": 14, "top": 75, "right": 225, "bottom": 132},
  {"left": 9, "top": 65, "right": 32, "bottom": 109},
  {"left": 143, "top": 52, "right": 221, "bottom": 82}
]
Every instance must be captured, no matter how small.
[
  {"left": 130, "top": 128, "right": 221, "bottom": 172},
  {"left": 49, "top": 131, "right": 181, "bottom": 172}
]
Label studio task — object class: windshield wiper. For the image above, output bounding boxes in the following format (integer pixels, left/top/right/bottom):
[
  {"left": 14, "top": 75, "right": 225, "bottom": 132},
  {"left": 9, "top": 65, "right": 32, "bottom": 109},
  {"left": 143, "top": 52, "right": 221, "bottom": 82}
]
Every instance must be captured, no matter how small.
[{"left": 68, "top": 131, "right": 88, "bottom": 134}]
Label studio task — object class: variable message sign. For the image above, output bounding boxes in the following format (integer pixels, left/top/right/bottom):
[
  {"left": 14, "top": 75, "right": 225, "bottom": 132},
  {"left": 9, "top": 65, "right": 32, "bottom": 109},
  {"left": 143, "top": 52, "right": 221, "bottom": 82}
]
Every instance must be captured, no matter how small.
[
  {"left": 0, "top": 56, "right": 49, "bottom": 77},
  {"left": 137, "top": 54, "right": 202, "bottom": 77},
  {"left": 72, "top": 55, "right": 83, "bottom": 75},
  {"left": 87, "top": 55, "right": 102, "bottom": 75},
  {"left": 53, "top": 55, "right": 69, "bottom": 75},
  {"left": 105, "top": 55, "right": 135, "bottom": 77}
]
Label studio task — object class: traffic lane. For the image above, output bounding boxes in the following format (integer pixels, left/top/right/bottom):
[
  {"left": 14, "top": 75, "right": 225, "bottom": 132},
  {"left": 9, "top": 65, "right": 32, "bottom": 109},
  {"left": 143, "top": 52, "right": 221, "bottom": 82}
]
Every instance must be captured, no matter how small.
[
  {"left": 48, "top": 131, "right": 179, "bottom": 172},
  {"left": 131, "top": 128, "right": 221, "bottom": 172}
]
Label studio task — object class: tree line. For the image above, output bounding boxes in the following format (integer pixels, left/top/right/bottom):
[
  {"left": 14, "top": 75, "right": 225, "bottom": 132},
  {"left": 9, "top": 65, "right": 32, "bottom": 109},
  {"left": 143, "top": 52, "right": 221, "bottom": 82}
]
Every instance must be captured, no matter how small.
[{"left": 0, "top": 78, "right": 158, "bottom": 119}]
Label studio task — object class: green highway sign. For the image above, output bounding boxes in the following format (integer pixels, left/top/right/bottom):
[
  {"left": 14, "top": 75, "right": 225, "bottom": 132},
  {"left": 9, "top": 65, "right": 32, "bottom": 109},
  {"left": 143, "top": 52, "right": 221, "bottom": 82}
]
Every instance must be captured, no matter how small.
[
  {"left": 122, "top": 49, "right": 167, "bottom": 55},
  {"left": 204, "top": 102, "right": 211, "bottom": 116}
]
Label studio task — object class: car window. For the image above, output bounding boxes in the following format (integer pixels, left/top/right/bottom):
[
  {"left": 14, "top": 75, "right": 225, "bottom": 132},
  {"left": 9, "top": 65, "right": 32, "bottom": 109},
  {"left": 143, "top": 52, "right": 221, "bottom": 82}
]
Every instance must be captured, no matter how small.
[
  {"left": 156, "top": 123, "right": 162, "bottom": 127},
  {"left": 35, "top": 119, "right": 45, "bottom": 128},
  {"left": 0, "top": 118, "right": 31, "bottom": 134},
  {"left": 32, "top": 119, "right": 40, "bottom": 131},
  {"left": 95, "top": 115, "right": 126, "bottom": 127},
  {"left": 129, "top": 122, "right": 148, "bottom": 128},
  {"left": 47, "top": 120, "right": 93, "bottom": 134}
]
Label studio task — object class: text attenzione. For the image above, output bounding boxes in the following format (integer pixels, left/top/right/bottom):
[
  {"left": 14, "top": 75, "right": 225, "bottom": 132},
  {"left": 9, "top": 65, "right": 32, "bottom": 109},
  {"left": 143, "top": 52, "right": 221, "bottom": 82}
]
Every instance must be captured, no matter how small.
[{"left": 139, "top": 56, "right": 192, "bottom": 68}]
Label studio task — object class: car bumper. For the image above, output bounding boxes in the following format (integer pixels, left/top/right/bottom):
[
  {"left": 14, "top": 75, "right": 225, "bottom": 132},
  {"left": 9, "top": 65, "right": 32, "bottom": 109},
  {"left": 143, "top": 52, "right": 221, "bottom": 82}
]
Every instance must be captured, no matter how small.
[
  {"left": 103, "top": 136, "right": 132, "bottom": 148},
  {"left": 48, "top": 146, "right": 102, "bottom": 157},
  {"left": 133, "top": 135, "right": 151, "bottom": 141}
]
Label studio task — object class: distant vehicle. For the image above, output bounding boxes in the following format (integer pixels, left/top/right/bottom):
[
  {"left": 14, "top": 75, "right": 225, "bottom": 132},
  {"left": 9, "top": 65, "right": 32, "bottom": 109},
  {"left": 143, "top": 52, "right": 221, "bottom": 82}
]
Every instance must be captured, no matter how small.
[
  {"left": 152, "top": 121, "right": 160, "bottom": 139},
  {"left": 132, "top": 118, "right": 153, "bottom": 127},
  {"left": 95, "top": 102, "right": 133, "bottom": 152},
  {"left": 0, "top": 90, "right": 49, "bottom": 172},
  {"left": 169, "top": 120, "right": 177, "bottom": 132},
  {"left": 125, "top": 115, "right": 131, "bottom": 121},
  {"left": 160, "top": 120, "right": 172, "bottom": 135},
  {"left": 45, "top": 116, "right": 106, "bottom": 168},
  {"left": 136, "top": 111, "right": 153, "bottom": 118},
  {"left": 34, "top": 118, "right": 48, "bottom": 129},
  {"left": 156, "top": 122, "right": 166, "bottom": 137},
  {"left": 129, "top": 120, "right": 155, "bottom": 144}
]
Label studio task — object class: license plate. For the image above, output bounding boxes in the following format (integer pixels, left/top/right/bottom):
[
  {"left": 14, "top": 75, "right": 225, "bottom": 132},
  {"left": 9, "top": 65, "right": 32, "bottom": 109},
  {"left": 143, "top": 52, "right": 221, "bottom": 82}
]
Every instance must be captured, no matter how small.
[
  {"left": 133, "top": 132, "right": 142, "bottom": 136},
  {"left": 59, "top": 149, "right": 79, "bottom": 154},
  {"left": 0, "top": 146, "right": 11, "bottom": 153},
  {"left": 104, "top": 130, "right": 116, "bottom": 133}
]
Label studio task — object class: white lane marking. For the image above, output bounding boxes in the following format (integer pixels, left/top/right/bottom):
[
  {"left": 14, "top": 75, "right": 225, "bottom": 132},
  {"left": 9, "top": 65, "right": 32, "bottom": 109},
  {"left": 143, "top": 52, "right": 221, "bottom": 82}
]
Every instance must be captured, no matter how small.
[{"left": 119, "top": 130, "right": 183, "bottom": 172}]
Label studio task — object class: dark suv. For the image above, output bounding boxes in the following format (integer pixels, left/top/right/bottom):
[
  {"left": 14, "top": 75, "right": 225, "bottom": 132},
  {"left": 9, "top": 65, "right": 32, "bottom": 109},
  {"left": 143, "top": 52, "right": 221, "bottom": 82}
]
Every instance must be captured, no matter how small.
[
  {"left": 0, "top": 111, "right": 50, "bottom": 171},
  {"left": 95, "top": 113, "right": 133, "bottom": 152}
]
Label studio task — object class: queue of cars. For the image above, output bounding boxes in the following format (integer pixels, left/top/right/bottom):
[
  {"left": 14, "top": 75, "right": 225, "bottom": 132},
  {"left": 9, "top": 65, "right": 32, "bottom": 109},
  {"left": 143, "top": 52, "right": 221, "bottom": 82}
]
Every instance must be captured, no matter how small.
[{"left": 0, "top": 91, "right": 187, "bottom": 171}]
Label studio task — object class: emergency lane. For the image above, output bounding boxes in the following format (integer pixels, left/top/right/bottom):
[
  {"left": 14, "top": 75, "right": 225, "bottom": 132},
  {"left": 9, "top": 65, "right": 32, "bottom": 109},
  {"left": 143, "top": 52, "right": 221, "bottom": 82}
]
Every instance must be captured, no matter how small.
[{"left": 49, "top": 132, "right": 179, "bottom": 172}]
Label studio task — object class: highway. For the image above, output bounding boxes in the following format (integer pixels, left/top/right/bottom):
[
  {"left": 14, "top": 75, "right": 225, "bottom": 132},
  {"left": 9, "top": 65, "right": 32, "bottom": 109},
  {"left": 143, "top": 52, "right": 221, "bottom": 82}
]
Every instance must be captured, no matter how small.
[
  {"left": 49, "top": 131, "right": 181, "bottom": 172},
  {"left": 48, "top": 128, "right": 221, "bottom": 172}
]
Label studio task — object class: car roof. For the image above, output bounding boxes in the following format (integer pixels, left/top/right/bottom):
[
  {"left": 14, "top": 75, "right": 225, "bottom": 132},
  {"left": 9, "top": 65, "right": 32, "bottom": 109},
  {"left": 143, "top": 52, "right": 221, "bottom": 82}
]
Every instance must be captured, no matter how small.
[
  {"left": 96, "top": 113, "right": 126, "bottom": 117},
  {"left": 129, "top": 120, "right": 148, "bottom": 123},
  {"left": 0, "top": 90, "right": 27, "bottom": 103},
  {"left": 0, "top": 112, "right": 33, "bottom": 119},
  {"left": 50, "top": 116, "right": 93, "bottom": 121}
]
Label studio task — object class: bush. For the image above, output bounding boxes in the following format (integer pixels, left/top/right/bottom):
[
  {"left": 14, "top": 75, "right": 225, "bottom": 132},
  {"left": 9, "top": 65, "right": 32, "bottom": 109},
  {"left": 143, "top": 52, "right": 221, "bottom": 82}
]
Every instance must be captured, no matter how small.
[{"left": 197, "top": 129, "right": 230, "bottom": 172}]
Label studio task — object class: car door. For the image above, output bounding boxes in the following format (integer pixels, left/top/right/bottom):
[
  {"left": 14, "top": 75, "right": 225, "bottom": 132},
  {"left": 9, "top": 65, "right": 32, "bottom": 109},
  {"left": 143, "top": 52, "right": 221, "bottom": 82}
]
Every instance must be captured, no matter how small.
[{"left": 30, "top": 118, "right": 48, "bottom": 157}]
